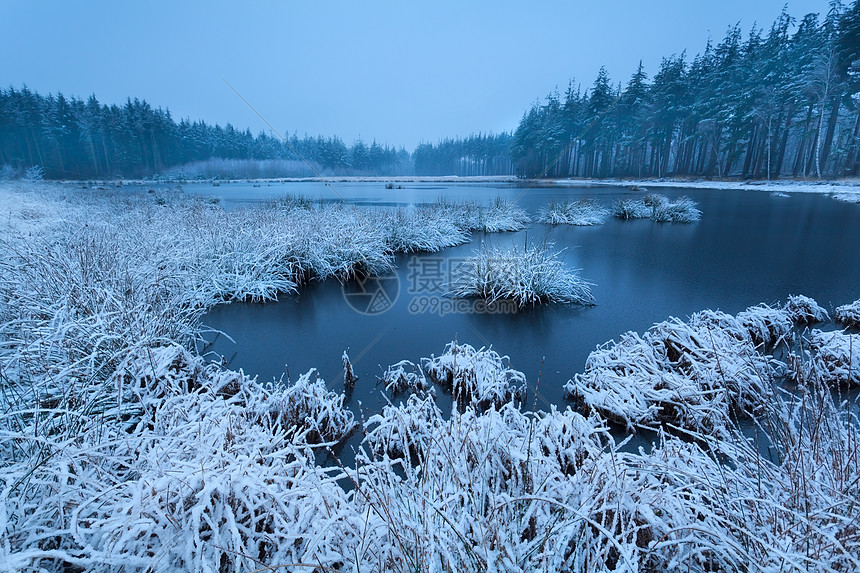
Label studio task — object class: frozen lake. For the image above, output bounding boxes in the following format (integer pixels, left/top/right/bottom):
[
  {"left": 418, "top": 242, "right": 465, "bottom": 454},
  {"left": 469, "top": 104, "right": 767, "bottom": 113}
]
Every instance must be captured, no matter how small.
[{"left": 197, "top": 181, "right": 860, "bottom": 414}]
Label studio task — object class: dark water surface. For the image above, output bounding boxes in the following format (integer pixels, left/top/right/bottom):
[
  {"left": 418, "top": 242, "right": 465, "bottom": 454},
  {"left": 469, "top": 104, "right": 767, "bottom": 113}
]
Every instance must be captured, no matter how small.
[{"left": 197, "top": 181, "right": 860, "bottom": 417}]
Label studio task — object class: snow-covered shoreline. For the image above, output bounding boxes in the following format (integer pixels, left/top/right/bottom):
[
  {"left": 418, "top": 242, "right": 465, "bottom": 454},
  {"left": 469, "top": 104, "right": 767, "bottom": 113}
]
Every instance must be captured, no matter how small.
[
  {"left": 551, "top": 176, "right": 860, "bottom": 200},
  {"left": 52, "top": 174, "right": 858, "bottom": 188},
  {"left": 50, "top": 176, "right": 860, "bottom": 204},
  {"left": 60, "top": 175, "right": 523, "bottom": 186}
]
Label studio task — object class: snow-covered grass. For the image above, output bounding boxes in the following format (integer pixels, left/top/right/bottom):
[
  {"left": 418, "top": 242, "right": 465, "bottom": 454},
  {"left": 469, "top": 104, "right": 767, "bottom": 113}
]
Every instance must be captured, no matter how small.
[
  {"left": 612, "top": 194, "right": 702, "bottom": 223},
  {"left": 380, "top": 341, "right": 531, "bottom": 406},
  {"left": 834, "top": 299, "right": 860, "bottom": 328},
  {"left": 1, "top": 341, "right": 358, "bottom": 572},
  {"left": 540, "top": 194, "right": 700, "bottom": 225},
  {"left": 564, "top": 308, "right": 776, "bottom": 431},
  {"left": 422, "top": 340, "right": 526, "bottom": 408},
  {"left": 448, "top": 242, "right": 595, "bottom": 307},
  {"left": 2, "top": 181, "right": 859, "bottom": 572},
  {"left": 0, "top": 185, "right": 527, "bottom": 469},
  {"left": 564, "top": 296, "right": 853, "bottom": 431},
  {"left": 793, "top": 329, "right": 860, "bottom": 387},
  {"left": 611, "top": 198, "right": 652, "bottom": 220},
  {"left": 379, "top": 359, "right": 434, "bottom": 396},
  {"left": 649, "top": 195, "right": 702, "bottom": 223},
  {"left": 736, "top": 303, "right": 794, "bottom": 348},
  {"left": 356, "top": 371, "right": 859, "bottom": 571},
  {"left": 784, "top": 294, "right": 830, "bottom": 324},
  {"left": 363, "top": 393, "right": 444, "bottom": 461},
  {"left": 537, "top": 199, "right": 609, "bottom": 225},
  {"left": 12, "top": 334, "right": 849, "bottom": 572},
  {"left": 380, "top": 205, "right": 470, "bottom": 252},
  {"left": 433, "top": 196, "right": 530, "bottom": 232},
  {"left": 376, "top": 198, "right": 528, "bottom": 253}
]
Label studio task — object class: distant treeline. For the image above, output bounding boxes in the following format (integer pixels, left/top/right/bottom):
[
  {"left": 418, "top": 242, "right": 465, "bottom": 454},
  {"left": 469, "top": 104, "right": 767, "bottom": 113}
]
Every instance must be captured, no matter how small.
[
  {"left": 512, "top": 2, "right": 860, "bottom": 179},
  {"left": 0, "top": 88, "right": 413, "bottom": 179},
  {"left": 413, "top": 133, "right": 514, "bottom": 176},
  {"left": 0, "top": 83, "right": 514, "bottom": 179}
]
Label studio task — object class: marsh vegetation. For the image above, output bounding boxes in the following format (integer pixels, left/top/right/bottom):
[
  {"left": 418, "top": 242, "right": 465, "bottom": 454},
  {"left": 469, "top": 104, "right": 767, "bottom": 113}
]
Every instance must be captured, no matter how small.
[{"left": 0, "top": 181, "right": 858, "bottom": 572}]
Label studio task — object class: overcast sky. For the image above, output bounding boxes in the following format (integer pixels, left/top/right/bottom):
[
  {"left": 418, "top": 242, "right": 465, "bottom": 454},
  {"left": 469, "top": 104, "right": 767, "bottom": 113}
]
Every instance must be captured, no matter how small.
[{"left": 1, "top": 0, "right": 833, "bottom": 149}]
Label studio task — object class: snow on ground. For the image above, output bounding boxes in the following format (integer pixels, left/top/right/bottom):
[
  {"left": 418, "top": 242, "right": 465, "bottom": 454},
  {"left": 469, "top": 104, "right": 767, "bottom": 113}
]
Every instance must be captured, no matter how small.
[
  {"left": 553, "top": 176, "right": 860, "bottom": 199},
  {"left": 1, "top": 181, "right": 859, "bottom": 572},
  {"left": 832, "top": 192, "right": 860, "bottom": 203}
]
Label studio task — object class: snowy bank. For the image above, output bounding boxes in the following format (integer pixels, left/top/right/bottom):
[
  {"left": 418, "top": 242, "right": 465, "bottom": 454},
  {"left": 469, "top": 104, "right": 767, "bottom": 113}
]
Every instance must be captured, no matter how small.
[{"left": 552, "top": 176, "right": 860, "bottom": 200}]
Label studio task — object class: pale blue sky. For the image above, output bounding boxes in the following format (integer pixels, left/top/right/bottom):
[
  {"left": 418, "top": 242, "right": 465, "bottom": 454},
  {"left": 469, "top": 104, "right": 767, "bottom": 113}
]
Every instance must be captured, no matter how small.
[{"left": 0, "top": 0, "right": 832, "bottom": 149}]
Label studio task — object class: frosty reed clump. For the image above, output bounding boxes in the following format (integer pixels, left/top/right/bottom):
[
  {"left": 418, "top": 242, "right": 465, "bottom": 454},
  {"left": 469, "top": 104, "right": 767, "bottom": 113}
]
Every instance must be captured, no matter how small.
[
  {"left": 792, "top": 328, "right": 860, "bottom": 387},
  {"left": 538, "top": 199, "right": 609, "bottom": 225},
  {"left": 612, "top": 194, "right": 701, "bottom": 223},
  {"left": 834, "top": 298, "right": 860, "bottom": 328},
  {"left": 422, "top": 340, "right": 527, "bottom": 408},
  {"left": 379, "top": 359, "right": 434, "bottom": 396},
  {"left": 537, "top": 194, "right": 701, "bottom": 224},
  {"left": 649, "top": 195, "right": 702, "bottom": 222},
  {"left": 379, "top": 341, "right": 529, "bottom": 407},
  {"left": 564, "top": 295, "right": 850, "bottom": 431},
  {"left": 382, "top": 205, "right": 469, "bottom": 252},
  {"left": 378, "top": 197, "right": 528, "bottom": 253},
  {"left": 449, "top": 242, "right": 595, "bottom": 307},
  {"left": 564, "top": 307, "right": 777, "bottom": 431},
  {"left": 784, "top": 293, "right": 830, "bottom": 324},
  {"left": 736, "top": 303, "right": 794, "bottom": 348},
  {"left": 440, "top": 196, "right": 531, "bottom": 233},
  {"left": 1, "top": 182, "right": 858, "bottom": 572},
  {"left": 612, "top": 197, "right": 652, "bottom": 220}
]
